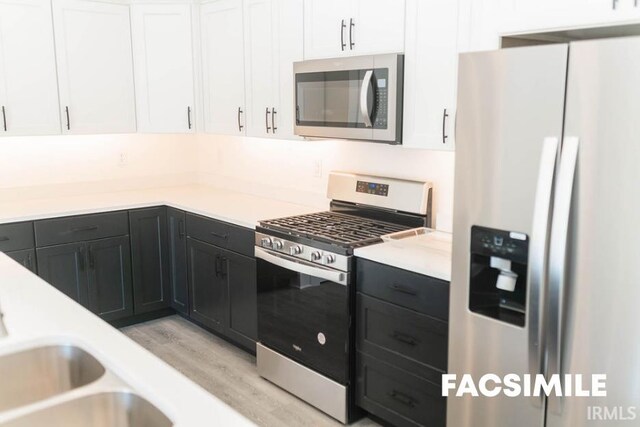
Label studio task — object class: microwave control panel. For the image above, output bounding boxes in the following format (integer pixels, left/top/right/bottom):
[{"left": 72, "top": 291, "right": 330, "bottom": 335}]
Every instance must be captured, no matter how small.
[{"left": 373, "top": 69, "right": 388, "bottom": 129}]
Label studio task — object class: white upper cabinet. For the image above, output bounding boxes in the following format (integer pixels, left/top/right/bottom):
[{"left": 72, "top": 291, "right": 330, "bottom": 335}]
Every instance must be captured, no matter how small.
[
  {"left": 200, "top": 0, "right": 246, "bottom": 135},
  {"left": 0, "top": 0, "right": 60, "bottom": 136},
  {"left": 52, "top": 0, "right": 136, "bottom": 134},
  {"left": 500, "top": 0, "right": 640, "bottom": 34},
  {"left": 131, "top": 3, "right": 196, "bottom": 133},
  {"left": 402, "top": 0, "right": 458, "bottom": 150},
  {"left": 244, "top": 0, "right": 303, "bottom": 139},
  {"left": 304, "top": 0, "right": 405, "bottom": 59}
]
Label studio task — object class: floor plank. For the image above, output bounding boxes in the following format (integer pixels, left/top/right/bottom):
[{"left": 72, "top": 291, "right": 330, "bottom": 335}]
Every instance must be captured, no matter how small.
[{"left": 121, "top": 315, "right": 379, "bottom": 427}]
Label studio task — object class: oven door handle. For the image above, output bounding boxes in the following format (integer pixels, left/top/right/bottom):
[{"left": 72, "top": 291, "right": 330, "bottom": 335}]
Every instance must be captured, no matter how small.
[
  {"left": 360, "top": 70, "right": 374, "bottom": 128},
  {"left": 255, "top": 247, "right": 348, "bottom": 286}
]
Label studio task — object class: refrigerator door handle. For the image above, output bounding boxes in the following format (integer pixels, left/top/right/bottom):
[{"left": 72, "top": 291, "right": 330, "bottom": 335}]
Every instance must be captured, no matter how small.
[
  {"left": 546, "top": 136, "right": 580, "bottom": 415},
  {"left": 528, "top": 137, "right": 560, "bottom": 407}
]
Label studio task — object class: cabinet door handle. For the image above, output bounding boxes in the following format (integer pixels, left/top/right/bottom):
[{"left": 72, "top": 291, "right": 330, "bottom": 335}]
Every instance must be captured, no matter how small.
[
  {"left": 178, "top": 219, "right": 185, "bottom": 239},
  {"left": 210, "top": 232, "right": 229, "bottom": 240},
  {"left": 349, "top": 18, "right": 355, "bottom": 49},
  {"left": 26, "top": 252, "right": 33, "bottom": 270},
  {"left": 389, "top": 390, "right": 417, "bottom": 408},
  {"left": 237, "top": 107, "right": 244, "bottom": 132},
  {"left": 69, "top": 225, "right": 98, "bottom": 234},
  {"left": 340, "top": 19, "right": 346, "bottom": 51},
  {"left": 187, "top": 106, "right": 192, "bottom": 130},
  {"left": 391, "top": 331, "right": 419, "bottom": 346},
  {"left": 442, "top": 108, "right": 449, "bottom": 144},
  {"left": 2, "top": 106, "right": 6, "bottom": 131},
  {"left": 78, "top": 246, "right": 85, "bottom": 271},
  {"left": 389, "top": 283, "right": 418, "bottom": 296},
  {"left": 65, "top": 106, "right": 71, "bottom": 130},
  {"left": 271, "top": 108, "right": 277, "bottom": 133},
  {"left": 88, "top": 246, "right": 95, "bottom": 270},
  {"left": 220, "top": 256, "right": 228, "bottom": 278},
  {"left": 0, "top": 236, "right": 9, "bottom": 242},
  {"left": 215, "top": 255, "right": 221, "bottom": 278},
  {"left": 266, "top": 107, "right": 271, "bottom": 133}
]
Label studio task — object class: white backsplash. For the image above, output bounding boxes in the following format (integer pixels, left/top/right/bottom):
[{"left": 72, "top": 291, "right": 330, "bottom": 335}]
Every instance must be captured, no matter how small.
[
  {"left": 196, "top": 134, "right": 455, "bottom": 232},
  {"left": 0, "top": 133, "right": 455, "bottom": 232}
]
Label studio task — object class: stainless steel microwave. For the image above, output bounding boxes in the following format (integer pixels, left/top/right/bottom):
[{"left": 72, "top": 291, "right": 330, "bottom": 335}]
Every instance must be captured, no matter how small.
[{"left": 293, "top": 53, "right": 404, "bottom": 144}]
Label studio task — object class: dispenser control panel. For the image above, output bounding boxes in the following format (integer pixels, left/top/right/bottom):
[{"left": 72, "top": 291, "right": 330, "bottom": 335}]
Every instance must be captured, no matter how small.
[{"left": 470, "top": 226, "right": 528, "bottom": 264}]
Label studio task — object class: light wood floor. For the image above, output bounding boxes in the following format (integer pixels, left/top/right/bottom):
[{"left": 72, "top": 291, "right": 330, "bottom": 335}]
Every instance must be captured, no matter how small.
[{"left": 121, "top": 315, "right": 380, "bottom": 427}]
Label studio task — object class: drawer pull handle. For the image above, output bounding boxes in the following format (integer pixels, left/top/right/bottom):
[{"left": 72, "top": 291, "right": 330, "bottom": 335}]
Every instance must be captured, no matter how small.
[
  {"left": 389, "top": 390, "right": 417, "bottom": 408},
  {"left": 389, "top": 283, "right": 417, "bottom": 296},
  {"left": 391, "top": 331, "right": 419, "bottom": 346},
  {"left": 210, "top": 232, "right": 229, "bottom": 240},
  {"left": 0, "top": 236, "right": 9, "bottom": 242},
  {"left": 69, "top": 225, "right": 99, "bottom": 233}
]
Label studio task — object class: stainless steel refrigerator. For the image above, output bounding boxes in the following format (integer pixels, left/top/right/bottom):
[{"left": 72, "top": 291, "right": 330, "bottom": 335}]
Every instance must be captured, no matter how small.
[{"left": 449, "top": 38, "right": 640, "bottom": 426}]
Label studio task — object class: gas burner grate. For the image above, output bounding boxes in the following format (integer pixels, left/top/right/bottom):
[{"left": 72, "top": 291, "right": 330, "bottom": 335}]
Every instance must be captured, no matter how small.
[{"left": 259, "top": 211, "right": 411, "bottom": 248}]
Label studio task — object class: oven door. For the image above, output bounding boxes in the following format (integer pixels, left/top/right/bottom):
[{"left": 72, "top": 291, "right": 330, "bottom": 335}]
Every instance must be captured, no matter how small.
[
  {"left": 294, "top": 54, "right": 402, "bottom": 143},
  {"left": 255, "top": 246, "right": 351, "bottom": 385}
]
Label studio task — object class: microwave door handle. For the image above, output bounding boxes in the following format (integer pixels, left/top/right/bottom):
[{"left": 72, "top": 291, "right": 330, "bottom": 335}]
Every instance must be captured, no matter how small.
[
  {"left": 360, "top": 70, "right": 374, "bottom": 128},
  {"left": 255, "top": 247, "right": 347, "bottom": 286}
]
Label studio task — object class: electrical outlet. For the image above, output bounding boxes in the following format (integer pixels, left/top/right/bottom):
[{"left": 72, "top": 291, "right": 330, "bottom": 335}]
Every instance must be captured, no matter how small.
[
  {"left": 313, "top": 160, "right": 323, "bottom": 178},
  {"left": 118, "top": 152, "right": 128, "bottom": 167}
]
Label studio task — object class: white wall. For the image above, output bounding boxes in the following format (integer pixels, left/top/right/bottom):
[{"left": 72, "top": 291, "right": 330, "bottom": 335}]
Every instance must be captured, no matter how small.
[
  {"left": 0, "top": 133, "right": 197, "bottom": 200},
  {"left": 196, "top": 135, "right": 455, "bottom": 231}
]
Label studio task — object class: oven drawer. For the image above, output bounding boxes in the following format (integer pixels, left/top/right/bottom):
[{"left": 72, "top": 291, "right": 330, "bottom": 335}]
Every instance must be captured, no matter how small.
[
  {"left": 186, "top": 213, "right": 253, "bottom": 257},
  {"left": 357, "top": 293, "right": 447, "bottom": 377},
  {"left": 356, "top": 259, "right": 449, "bottom": 320},
  {"left": 0, "top": 222, "right": 34, "bottom": 252},
  {"left": 356, "top": 352, "right": 446, "bottom": 427},
  {"left": 34, "top": 212, "right": 129, "bottom": 247}
]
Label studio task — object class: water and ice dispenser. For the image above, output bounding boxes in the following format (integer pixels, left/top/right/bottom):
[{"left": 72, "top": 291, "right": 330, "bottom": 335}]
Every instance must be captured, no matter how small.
[{"left": 469, "top": 226, "right": 529, "bottom": 327}]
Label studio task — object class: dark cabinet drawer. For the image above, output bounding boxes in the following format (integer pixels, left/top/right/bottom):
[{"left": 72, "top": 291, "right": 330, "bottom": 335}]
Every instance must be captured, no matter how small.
[
  {"left": 357, "top": 259, "right": 449, "bottom": 320},
  {"left": 357, "top": 293, "right": 447, "bottom": 377},
  {"left": 35, "top": 211, "right": 129, "bottom": 247},
  {"left": 357, "top": 352, "right": 446, "bottom": 427},
  {"left": 186, "top": 213, "right": 254, "bottom": 257},
  {"left": 0, "top": 222, "right": 34, "bottom": 252}
]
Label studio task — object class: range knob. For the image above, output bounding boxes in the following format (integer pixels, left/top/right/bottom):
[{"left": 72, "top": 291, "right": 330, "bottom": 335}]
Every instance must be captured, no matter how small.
[
  {"left": 260, "top": 237, "right": 273, "bottom": 248},
  {"left": 289, "top": 245, "right": 303, "bottom": 255},
  {"left": 310, "top": 251, "right": 322, "bottom": 261},
  {"left": 323, "top": 254, "right": 336, "bottom": 265},
  {"left": 273, "top": 240, "right": 284, "bottom": 250}
]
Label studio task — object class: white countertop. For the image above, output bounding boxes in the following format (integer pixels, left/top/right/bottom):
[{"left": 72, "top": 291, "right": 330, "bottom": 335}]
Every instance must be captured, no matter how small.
[
  {"left": 354, "top": 230, "right": 452, "bottom": 281},
  {"left": 0, "top": 184, "right": 320, "bottom": 229},
  {"left": 0, "top": 253, "right": 254, "bottom": 426}
]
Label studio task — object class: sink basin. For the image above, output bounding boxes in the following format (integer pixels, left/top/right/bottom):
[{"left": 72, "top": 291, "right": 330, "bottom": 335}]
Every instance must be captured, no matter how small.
[
  {"left": 0, "top": 345, "right": 105, "bottom": 412},
  {"left": 0, "top": 392, "right": 173, "bottom": 427}
]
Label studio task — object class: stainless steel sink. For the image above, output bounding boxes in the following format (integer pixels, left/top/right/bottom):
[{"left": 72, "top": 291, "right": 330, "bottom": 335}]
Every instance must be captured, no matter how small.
[
  {"left": 0, "top": 345, "right": 105, "bottom": 413},
  {"left": 0, "top": 392, "right": 173, "bottom": 427}
]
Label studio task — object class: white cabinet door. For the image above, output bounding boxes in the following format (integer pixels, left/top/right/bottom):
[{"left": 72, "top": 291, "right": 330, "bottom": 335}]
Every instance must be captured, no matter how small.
[
  {"left": 273, "top": 0, "right": 303, "bottom": 139},
  {"left": 52, "top": 0, "right": 136, "bottom": 134},
  {"left": 244, "top": 0, "right": 302, "bottom": 139},
  {"left": 244, "top": 0, "right": 274, "bottom": 137},
  {"left": 132, "top": 3, "right": 195, "bottom": 133},
  {"left": 0, "top": 0, "right": 60, "bottom": 136},
  {"left": 402, "top": 0, "right": 458, "bottom": 150},
  {"left": 201, "top": 0, "right": 246, "bottom": 135},
  {"left": 352, "top": 0, "right": 405, "bottom": 55},
  {"left": 303, "top": 0, "right": 351, "bottom": 59}
]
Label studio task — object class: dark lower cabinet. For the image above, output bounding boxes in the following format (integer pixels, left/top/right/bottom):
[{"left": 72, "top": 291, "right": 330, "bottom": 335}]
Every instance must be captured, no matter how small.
[
  {"left": 130, "top": 208, "right": 170, "bottom": 314},
  {"left": 37, "top": 242, "right": 88, "bottom": 306},
  {"left": 167, "top": 207, "right": 188, "bottom": 315},
  {"left": 6, "top": 249, "right": 37, "bottom": 273},
  {"left": 188, "top": 238, "right": 227, "bottom": 333},
  {"left": 37, "top": 237, "right": 133, "bottom": 322},
  {"left": 223, "top": 248, "right": 257, "bottom": 351},
  {"left": 86, "top": 236, "right": 134, "bottom": 321}
]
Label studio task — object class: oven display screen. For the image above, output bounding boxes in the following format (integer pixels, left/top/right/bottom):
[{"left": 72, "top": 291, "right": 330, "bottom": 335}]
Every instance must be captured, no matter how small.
[{"left": 356, "top": 181, "right": 389, "bottom": 196}]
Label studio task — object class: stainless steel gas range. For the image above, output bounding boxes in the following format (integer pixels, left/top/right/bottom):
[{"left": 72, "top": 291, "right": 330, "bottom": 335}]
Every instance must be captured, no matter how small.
[{"left": 254, "top": 172, "right": 432, "bottom": 423}]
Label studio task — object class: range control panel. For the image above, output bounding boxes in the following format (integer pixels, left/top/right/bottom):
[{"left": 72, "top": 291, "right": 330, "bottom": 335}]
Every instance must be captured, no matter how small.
[{"left": 356, "top": 180, "right": 389, "bottom": 197}]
